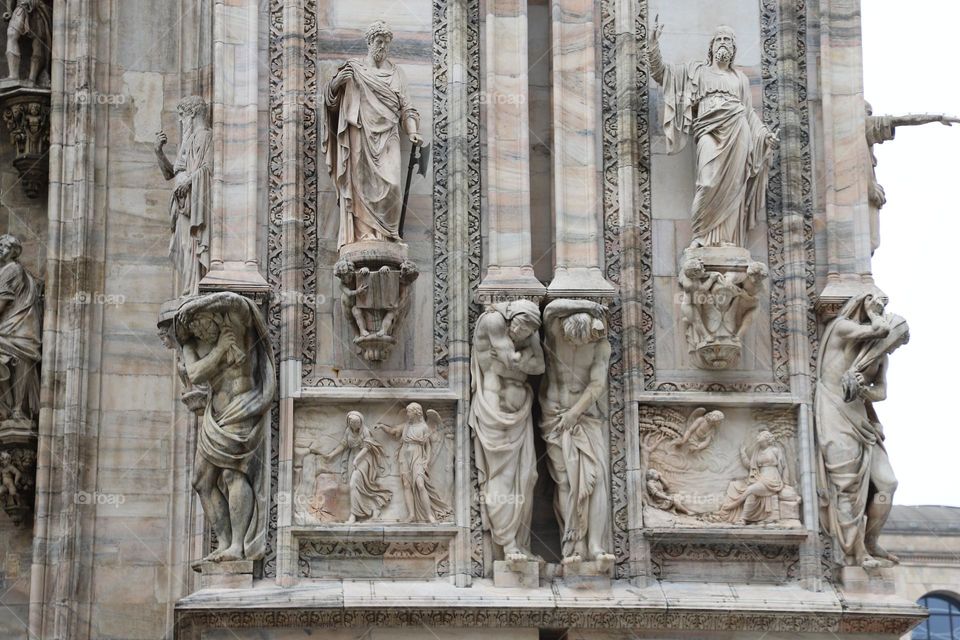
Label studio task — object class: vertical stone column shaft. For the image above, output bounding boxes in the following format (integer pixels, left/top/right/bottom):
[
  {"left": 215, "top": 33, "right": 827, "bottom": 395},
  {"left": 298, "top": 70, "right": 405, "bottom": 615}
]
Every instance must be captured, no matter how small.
[
  {"left": 819, "top": 0, "right": 873, "bottom": 288},
  {"left": 205, "top": 0, "right": 269, "bottom": 292},
  {"left": 547, "top": 0, "right": 613, "bottom": 297},
  {"left": 478, "top": 0, "right": 545, "bottom": 299}
]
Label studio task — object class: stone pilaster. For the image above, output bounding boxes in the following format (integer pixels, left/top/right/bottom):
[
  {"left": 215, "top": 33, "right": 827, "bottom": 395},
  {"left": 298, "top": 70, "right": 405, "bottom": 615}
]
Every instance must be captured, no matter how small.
[
  {"left": 201, "top": 0, "right": 270, "bottom": 295},
  {"left": 546, "top": 0, "right": 615, "bottom": 300},
  {"left": 815, "top": 0, "right": 876, "bottom": 314},
  {"left": 476, "top": 0, "right": 545, "bottom": 302}
]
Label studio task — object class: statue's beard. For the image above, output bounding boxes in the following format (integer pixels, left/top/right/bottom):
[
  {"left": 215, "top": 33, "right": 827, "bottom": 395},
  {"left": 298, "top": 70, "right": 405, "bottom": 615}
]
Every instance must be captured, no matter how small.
[
  {"left": 714, "top": 45, "right": 732, "bottom": 64},
  {"left": 372, "top": 48, "right": 386, "bottom": 63}
]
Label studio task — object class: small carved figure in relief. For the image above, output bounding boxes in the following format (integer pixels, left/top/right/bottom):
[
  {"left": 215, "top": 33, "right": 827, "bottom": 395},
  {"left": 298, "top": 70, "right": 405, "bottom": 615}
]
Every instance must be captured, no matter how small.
[
  {"left": 0, "top": 234, "right": 41, "bottom": 423},
  {"left": 378, "top": 403, "right": 451, "bottom": 523},
  {"left": 321, "top": 20, "right": 423, "bottom": 249},
  {"left": 678, "top": 256, "right": 720, "bottom": 348},
  {"left": 864, "top": 101, "right": 960, "bottom": 254},
  {"left": 470, "top": 300, "right": 544, "bottom": 562},
  {"left": 648, "top": 18, "right": 777, "bottom": 249},
  {"left": 0, "top": 450, "right": 22, "bottom": 506},
  {"left": 378, "top": 259, "right": 418, "bottom": 338},
  {"left": 335, "top": 259, "right": 370, "bottom": 338},
  {"left": 816, "top": 290, "right": 909, "bottom": 569},
  {"left": 720, "top": 430, "right": 801, "bottom": 525},
  {"left": 321, "top": 411, "right": 392, "bottom": 524},
  {"left": 677, "top": 408, "right": 724, "bottom": 452},
  {"left": 155, "top": 96, "right": 212, "bottom": 297},
  {"left": 730, "top": 261, "right": 768, "bottom": 339},
  {"left": 539, "top": 299, "right": 615, "bottom": 570},
  {"left": 3, "top": 0, "right": 51, "bottom": 86},
  {"left": 174, "top": 292, "right": 275, "bottom": 563},
  {"left": 645, "top": 469, "right": 693, "bottom": 516}
]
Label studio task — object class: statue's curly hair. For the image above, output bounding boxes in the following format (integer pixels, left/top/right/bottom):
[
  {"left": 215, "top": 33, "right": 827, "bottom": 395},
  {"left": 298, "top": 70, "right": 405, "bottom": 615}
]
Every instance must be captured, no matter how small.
[
  {"left": 176, "top": 95, "right": 208, "bottom": 122},
  {"left": 365, "top": 20, "right": 393, "bottom": 44}
]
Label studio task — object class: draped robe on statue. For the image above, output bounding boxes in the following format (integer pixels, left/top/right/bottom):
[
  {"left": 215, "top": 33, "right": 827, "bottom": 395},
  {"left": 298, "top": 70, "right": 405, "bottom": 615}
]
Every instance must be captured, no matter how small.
[
  {"left": 322, "top": 59, "right": 420, "bottom": 249},
  {"left": 0, "top": 260, "right": 40, "bottom": 417},
  {"left": 815, "top": 295, "right": 907, "bottom": 565},
  {"left": 169, "top": 127, "right": 211, "bottom": 297},
  {"left": 469, "top": 309, "right": 537, "bottom": 555},
  {"left": 657, "top": 61, "right": 773, "bottom": 247}
]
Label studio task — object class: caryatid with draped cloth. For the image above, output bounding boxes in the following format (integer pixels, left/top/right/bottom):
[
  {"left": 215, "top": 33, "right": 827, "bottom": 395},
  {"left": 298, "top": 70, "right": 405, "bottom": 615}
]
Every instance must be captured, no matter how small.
[
  {"left": 322, "top": 20, "right": 423, "bottom": 250},
  {"left": 815, "top": 291, "right": 908, "bottom": 570},
  {"left": 470, "top": 301, "right": 544, "bottom": 563},
  {"left": 539, "top": 300, "right": 615, "bottom": 571},
  {"left": 175, "top": 292, "right": 276, "bottom": 563},
  {"left": 648, "top": 20, "right": 778, "bottom": 249}
]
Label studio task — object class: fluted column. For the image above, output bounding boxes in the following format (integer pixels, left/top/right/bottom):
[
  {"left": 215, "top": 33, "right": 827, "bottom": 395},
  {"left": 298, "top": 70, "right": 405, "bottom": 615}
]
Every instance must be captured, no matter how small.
[
  {"left": 546, "top": 0, "right": 615, "bottom": 300},
  {"left": 477, "top": 0, "right": 546, "bottom": 301}
]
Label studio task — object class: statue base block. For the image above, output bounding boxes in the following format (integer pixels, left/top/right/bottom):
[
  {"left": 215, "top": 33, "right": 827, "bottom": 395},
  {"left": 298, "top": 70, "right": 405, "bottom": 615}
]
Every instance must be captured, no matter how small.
[
  {"left": 685, "top": 245, "right": 754, "bottom": 272},
  {"left": 339, "top": 240, "right": 408, "bottom": 267},
  {"left": 493, "top": 560, "right": 540, "bottom": 589},
  {"left": 199, "top": 560, "right": 254, "bottom": 590},
  {"left": 561, "top": 560, "right": 613, "bottom": 590},
  {"left": 838, "top": 565, "right": 897, "bottom": 595}
]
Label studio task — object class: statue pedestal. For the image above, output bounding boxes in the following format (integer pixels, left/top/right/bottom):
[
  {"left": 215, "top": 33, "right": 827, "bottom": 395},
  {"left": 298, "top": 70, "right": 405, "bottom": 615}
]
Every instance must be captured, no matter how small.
[
  {"left": 493, "top": 559, "right": 540, "bottom": 589},
  {"left": 678, "top": 246, "right": 768, "bottom": 370},
  {"left": 335, "top": 241, "right": 419, "bottom": 363},
  {"left": 561, "top": 559, "right": 612, "bottom": 590},
  {"left": 838, "top": 565, "right": 897, "bottom": 595},
  {"left": 199, "top": 560, "right": 254, "bottom": 590}
]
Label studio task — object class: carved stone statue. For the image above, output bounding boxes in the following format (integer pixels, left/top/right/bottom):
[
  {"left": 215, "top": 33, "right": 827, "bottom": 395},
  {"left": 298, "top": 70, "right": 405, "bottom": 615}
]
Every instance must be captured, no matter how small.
[
  {"left": 154, "top": 96, "right": 212, "bottom": 297},
  {"left": 172, "top": 292, "right": 275, "bottom": 562},
  {"left": 864, "top": 101, "right": 960, "bottom": 254},
  {"left": 3, "top": 0, "right": 51, "bottom": 86},
  {"left": 321, "top": 20, "right": 423, "bottom": 250},
  {"left": 815, "top": 290, "right": 909, "bottom": 569},
  {"left": 720, "top": 430, "right": 801, "bottom": 525},
  {"left": 539, "top": 299, "right": 614, "bottom": 569},
  {"left": 645, "top": 469, "right": 693, "bottom": 516},
  {"left": 321, "top": 410, "right": 392, "bottom": 524},
  {"left": 649, "top": 20, "right": 778, "bottom": 249},
  {"left": 470, "top": 300, "right": 544, "bottom": 562},
  {"left": 677, "top": 408, "right": 724, "bottom": 452},
  {"left": 0, "top": 234, "right": 40, "bottom": 423},
  {"left": 678, "top": 251, "right": 768, "bottom": 369},
  {"left": 0, "top": 449, "right": 21, "bottom": 505},
  {"left": 378, "top": 403, "right": 451, "bottom": 523}
]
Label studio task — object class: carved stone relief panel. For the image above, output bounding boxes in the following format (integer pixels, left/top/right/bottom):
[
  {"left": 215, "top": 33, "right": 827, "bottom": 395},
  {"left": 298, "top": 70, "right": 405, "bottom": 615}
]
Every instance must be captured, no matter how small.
[
  {"left": 293, "top": 400, "right": 455, "bottom": 526},
  {"left": 639, "top": 404, "right": 801, "bottom": 529}
]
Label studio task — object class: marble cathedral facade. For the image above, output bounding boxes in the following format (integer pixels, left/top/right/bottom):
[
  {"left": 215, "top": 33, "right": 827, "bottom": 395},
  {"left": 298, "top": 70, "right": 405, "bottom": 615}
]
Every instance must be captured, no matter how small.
[{"left": 0, "top": 0, "right": 947, "bottom": 638}]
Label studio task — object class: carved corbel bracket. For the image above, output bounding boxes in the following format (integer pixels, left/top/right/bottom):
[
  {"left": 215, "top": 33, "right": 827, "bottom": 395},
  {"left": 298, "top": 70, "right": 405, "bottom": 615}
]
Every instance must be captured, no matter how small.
[
  {"left": 0, "top": 418, "right": 37, "bottom": 527},
  {"left": 0, "top": 86, "right": 50, "bottom": 199}
]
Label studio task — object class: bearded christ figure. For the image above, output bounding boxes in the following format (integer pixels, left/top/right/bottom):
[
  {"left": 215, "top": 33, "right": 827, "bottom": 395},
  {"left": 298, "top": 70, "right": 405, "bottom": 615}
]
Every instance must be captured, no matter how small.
[
  {"left": 322, "top": 21, "right": 424, "bottom": 250},
  {"left": 648, "top": 20, "right": 778, "bottom": 249}
]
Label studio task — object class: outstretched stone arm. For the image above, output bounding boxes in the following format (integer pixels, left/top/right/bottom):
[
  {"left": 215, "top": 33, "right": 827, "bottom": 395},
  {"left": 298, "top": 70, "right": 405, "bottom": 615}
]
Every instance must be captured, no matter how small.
[
  {"left": 889, "top": 113, "right": 960, "bottom": 128},
  {"left": 647, "top": 18, "right": 666, "bottom": 85},
  {"left": 181, "top": 332, "right": 231, "bottom": 385}
]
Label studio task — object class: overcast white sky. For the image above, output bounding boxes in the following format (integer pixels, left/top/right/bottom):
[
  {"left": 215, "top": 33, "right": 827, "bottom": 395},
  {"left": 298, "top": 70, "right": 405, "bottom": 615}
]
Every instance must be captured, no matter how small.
[{"left": 861, "top": 1, "right": 960, "bottom": 506}]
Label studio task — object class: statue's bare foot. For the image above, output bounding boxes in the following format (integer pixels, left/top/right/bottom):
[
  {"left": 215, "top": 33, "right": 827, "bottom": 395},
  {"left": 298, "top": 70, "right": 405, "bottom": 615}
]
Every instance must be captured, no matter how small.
[
  {"left": 594, "top": 552, "right": 616, "bottom": 573},
  {"left": 504, "top": 544, "right": 528, "bottom": 566},
  {"left": 867, "top": 545, "right": 899, "bottom": 565},
  {"left": 203, "top": 547, "right": 230, "bottom": 563},
  {"left": 561, "top": 554, "right": 582, "bottom": 566},
  {"left": 218, "top": 545, "right": 244, "bottom": 562},
  {"left": 345, "top": 514, "right": 357, "bottom": 524},
  {"left": 860, "top": 555, "right": 881, "bottom": 570}
]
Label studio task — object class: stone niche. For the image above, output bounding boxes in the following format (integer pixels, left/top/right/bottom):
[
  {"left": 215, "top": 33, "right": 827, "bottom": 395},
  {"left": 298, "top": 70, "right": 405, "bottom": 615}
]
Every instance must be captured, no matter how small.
[
  {"left": 647, "top": 0, "right": 778, "bottom": 388},
  {"left": 310, "top": 1, "right": 436, "bottom": 382},
  {"left": 291, "top": 398, "right": 457, "bottom": 579}
]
